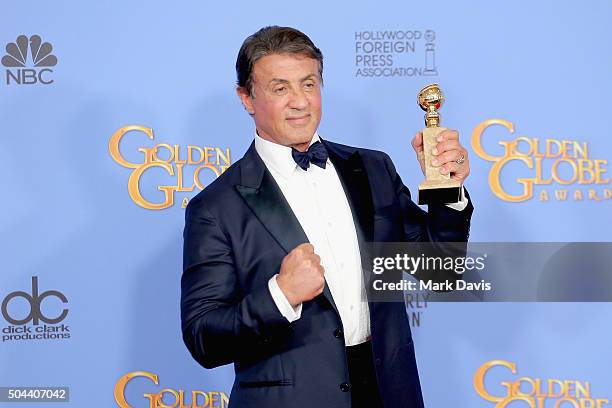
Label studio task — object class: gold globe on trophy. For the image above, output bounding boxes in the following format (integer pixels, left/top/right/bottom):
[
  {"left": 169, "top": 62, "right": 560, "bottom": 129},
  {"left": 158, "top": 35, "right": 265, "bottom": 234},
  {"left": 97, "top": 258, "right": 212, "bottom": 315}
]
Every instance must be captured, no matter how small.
[{"left": 417, "top": 84, "right": 461, "bottom": 204}]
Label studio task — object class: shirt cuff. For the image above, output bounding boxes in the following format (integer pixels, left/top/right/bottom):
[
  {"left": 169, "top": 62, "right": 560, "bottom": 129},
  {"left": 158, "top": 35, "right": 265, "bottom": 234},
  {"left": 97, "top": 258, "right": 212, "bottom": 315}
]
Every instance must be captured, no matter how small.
[
  {"left": 268, "top": 274, "right": 302, "bottom": 322},
  {"left": 445, "top": 186, "right": 469, "bottom": 211}
]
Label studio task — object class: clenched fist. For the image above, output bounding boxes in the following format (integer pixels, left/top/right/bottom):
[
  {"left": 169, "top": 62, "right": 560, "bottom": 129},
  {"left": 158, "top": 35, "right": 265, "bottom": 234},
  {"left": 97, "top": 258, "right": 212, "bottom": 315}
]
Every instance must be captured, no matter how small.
[{"left": 276, "top": 243, "right": 325, "bottom": 307}]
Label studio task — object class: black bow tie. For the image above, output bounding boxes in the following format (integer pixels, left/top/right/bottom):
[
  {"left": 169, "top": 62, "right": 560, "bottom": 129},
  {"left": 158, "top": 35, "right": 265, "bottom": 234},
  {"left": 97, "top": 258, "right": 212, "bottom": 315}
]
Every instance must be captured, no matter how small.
[{"left": 291, "top": 141, "right": 328, "bottom": 170}]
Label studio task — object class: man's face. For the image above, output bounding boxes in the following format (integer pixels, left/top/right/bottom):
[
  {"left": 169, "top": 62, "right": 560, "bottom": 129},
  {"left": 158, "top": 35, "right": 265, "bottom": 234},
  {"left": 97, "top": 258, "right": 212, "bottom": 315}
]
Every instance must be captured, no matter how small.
[{"left": 238, "top": 53, "right": 322, "bottom": 151}]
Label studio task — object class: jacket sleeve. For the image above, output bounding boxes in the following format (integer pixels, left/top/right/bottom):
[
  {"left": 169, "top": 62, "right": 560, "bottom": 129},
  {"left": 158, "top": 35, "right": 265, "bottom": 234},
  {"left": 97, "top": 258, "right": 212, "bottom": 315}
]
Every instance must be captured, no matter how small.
[
  {"left": 180, "top": 198, "right": 291, "bottom": 369},
  {"left": 382, "top": 152, "right": 473, "bottom": 243}
]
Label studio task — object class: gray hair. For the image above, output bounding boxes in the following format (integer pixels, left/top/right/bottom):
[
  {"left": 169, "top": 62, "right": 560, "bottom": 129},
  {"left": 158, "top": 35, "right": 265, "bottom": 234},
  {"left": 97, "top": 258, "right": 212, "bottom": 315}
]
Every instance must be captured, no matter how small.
[{"left": 236, "top": 26, "right": 323, "bottom": 96}]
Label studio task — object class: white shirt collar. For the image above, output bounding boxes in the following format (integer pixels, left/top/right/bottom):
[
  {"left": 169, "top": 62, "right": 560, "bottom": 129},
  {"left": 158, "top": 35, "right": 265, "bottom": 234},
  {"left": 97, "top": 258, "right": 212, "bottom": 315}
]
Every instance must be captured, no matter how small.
[{"left": 254, "top": 131, "right": 321, "bottom": 179}]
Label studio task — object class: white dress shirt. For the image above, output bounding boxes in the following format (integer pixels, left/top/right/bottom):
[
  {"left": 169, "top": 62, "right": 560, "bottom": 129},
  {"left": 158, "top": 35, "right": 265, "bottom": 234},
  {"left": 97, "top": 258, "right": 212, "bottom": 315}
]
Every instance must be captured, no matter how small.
[{"left": 255, "top": 132, "right": 468, "bottom": 346}]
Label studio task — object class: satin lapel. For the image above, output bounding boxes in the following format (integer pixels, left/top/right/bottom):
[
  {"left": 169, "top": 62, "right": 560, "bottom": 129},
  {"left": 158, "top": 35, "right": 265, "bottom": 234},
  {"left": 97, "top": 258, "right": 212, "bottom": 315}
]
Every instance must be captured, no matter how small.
[
  {"left": 325, "top": 141, "right": 377, "bottom": 297},
  {"left": 235, "top": 143, "right": 308, "bottom": 254},
  {"left": 325, "top": 144, "right": 374, "bottom": 244},
  {"left": 235, "top": 143, "right": 340, "bottom": 315}
]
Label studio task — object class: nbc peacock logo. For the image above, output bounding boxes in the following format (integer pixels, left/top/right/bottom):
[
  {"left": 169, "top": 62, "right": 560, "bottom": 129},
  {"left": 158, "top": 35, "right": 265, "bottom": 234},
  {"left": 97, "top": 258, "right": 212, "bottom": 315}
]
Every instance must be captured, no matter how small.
[{"left": 2, "top": 35, "right": 57, "bottom": 85}]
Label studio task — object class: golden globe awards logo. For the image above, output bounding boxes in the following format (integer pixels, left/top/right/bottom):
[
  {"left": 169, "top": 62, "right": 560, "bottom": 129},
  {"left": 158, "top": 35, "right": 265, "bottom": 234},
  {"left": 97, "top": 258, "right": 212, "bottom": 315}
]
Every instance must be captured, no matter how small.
[
  {"left": 109, "top": 126, "right": 231, "bottom": 210},
  {"left": 474, "top": 360, "right": 609, "bottom": 407},
  {"left": 1, "top": 35, "right": 57, "bottom": 85},
  {"left": 472, "top": 119, "right": 610, "bottom": 202},
  {"left": 114, "top": 371, "right": 228, "bottom": 408}
]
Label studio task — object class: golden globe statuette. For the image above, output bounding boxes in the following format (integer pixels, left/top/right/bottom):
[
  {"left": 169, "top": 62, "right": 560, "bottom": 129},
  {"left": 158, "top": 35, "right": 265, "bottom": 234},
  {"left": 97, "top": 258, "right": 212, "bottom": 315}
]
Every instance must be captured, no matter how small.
[{"left": 417, "top": 84, "right": 462, "bottom": 204}]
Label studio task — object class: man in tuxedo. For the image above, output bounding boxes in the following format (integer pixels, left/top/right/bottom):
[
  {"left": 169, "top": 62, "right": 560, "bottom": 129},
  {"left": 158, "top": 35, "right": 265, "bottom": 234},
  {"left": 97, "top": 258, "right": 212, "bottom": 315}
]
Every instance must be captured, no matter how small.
[{"left": 181, "top": 26, "right": 472, "bottom": 408}]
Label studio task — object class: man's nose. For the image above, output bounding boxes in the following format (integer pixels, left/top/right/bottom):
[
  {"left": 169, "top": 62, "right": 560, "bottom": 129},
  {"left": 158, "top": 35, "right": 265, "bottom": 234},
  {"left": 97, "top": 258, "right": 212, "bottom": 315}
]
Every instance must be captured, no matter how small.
[{"left": 288, "top": 88, "right": 308, "bottom": 110}]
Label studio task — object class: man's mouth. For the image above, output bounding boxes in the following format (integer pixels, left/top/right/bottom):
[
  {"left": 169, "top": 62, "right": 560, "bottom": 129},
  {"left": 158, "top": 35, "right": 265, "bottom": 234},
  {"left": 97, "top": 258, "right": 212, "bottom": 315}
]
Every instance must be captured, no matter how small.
[{"left": 286, "top": 114, "right": 310, "bottom": 125}]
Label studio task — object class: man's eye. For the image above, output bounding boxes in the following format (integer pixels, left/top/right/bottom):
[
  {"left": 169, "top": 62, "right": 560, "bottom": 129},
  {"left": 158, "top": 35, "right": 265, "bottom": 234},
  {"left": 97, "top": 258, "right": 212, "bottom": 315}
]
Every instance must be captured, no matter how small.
[
  {"left": 274, "top": 87, "right": 286, "bottom": 93},
  {"left": 304, "top": 82, "right": 315, "bottom": 89}
]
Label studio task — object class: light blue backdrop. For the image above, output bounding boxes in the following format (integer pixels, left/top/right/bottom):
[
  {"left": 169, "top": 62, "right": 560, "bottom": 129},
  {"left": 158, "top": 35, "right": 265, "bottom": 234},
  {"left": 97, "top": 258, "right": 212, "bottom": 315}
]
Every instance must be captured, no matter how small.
[{"left": 1, "top": 1, "right": 610, "bottom": 406}]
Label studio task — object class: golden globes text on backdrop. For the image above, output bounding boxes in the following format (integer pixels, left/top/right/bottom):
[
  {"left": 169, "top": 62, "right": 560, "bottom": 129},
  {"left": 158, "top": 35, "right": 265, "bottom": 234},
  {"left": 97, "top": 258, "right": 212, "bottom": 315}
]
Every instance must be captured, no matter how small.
[
  {"left": 109, "top": 126, "right": 231, "bottom": 209},
  {"left": 474, "top": 360, "right": 609, "bottom": 407},
  {"left": 472, "top": 120, "right": 610, "bottom": 202},
  {"left": 114, "top": 371, "right": 228, "bottom": 408}
]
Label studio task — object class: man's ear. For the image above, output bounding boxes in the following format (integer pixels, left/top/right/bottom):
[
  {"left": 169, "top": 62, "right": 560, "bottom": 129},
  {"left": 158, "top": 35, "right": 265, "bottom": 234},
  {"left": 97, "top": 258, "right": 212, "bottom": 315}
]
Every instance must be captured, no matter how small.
[{"left": 236, "top": 86, "right": 255, "bottom": 115}]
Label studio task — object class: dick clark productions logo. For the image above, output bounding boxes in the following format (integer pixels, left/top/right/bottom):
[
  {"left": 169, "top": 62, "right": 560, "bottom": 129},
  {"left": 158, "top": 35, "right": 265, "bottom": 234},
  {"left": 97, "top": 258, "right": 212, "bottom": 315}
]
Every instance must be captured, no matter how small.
[
  {"left": 1, "top": 276, "right": 70, "bottom": 342},
  {"left": 1, "top": 35, "right": 57, "bottom": 85}
]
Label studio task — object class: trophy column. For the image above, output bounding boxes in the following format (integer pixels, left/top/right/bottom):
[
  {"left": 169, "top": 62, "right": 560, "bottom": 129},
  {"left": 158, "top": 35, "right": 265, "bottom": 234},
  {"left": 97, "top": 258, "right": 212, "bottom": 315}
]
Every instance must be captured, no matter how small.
[{"left": 417, "top": 84, "right": 462, "bottom": 205}]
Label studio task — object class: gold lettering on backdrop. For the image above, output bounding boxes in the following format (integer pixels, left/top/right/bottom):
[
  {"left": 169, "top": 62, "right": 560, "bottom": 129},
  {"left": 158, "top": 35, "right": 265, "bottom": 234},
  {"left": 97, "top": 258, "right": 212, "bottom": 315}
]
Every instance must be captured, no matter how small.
[
  {"left": 114, "top": 371, "right": 229, "bottom": 408},
  {"left": 474, "top": 360, "right": 609, "bottom": 407},
  {"left": 471, "top": 120, "right": 610, "bottom": 202},
  {"left": 109, "top": 126, "right": 231, "bottom": 209}
]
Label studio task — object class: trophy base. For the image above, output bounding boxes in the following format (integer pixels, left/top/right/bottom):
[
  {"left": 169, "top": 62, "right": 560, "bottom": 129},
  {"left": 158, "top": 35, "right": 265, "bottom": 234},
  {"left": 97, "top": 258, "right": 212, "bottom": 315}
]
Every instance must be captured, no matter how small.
[{"left": 418, "top": 180, "right": 462, "bottom": 205}]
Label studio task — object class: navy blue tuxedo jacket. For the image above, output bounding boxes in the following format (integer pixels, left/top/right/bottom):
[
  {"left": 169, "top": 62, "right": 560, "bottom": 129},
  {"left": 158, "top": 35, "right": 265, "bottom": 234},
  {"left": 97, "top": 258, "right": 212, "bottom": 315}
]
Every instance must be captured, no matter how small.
[{"left": 181, "top": 138, "right": 473, "bottom": 407}]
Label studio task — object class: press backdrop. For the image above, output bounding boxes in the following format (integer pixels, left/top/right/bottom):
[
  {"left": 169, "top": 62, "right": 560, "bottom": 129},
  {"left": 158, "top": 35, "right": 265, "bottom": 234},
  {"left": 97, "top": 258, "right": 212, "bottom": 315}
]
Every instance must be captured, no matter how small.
[{"left": 1, "top": 1, "right": 611, "bottom": 407}]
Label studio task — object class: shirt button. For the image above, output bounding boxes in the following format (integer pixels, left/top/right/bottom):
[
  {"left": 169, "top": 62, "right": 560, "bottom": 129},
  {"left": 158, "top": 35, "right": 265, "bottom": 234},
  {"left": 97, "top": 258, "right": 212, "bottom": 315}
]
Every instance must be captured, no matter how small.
[
  {"left": 333, "top": 329, "right": 343, "bottom": 338},
  {"left": 339, "top": 383, "right": 350, "bottom": 392},
  {"left": 375, "top": 358, "right": 382, "bottom": 366},
  {"left": 350, "top": 305, "right": 354, "bottom": 311}
]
